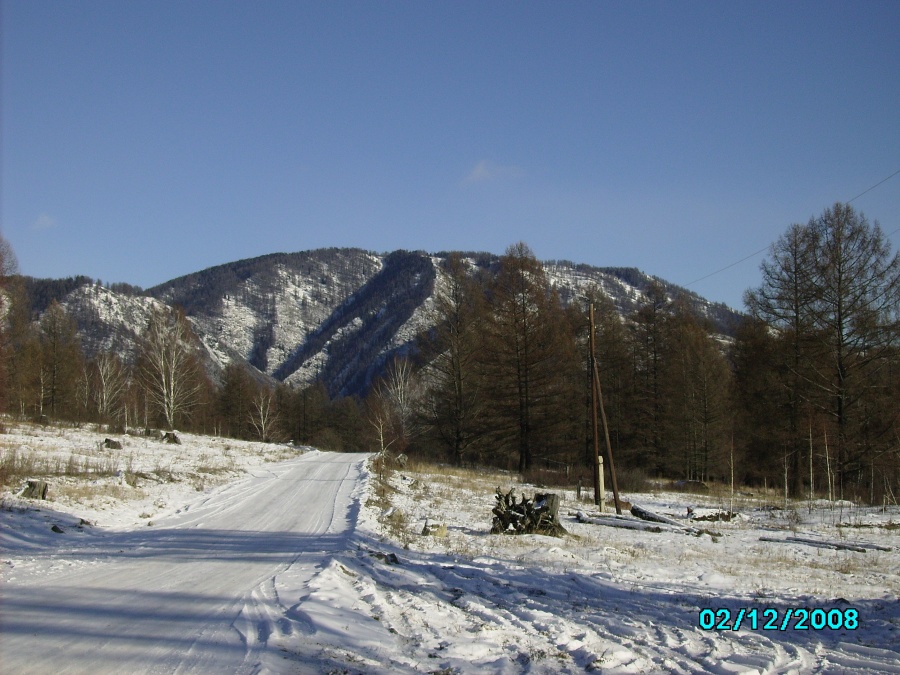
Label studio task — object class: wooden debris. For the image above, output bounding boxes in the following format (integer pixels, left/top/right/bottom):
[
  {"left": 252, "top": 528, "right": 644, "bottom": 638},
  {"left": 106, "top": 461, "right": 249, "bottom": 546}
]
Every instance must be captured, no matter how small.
[
  {"left": 690, "top": 510, "right": 737, "bottom": 522},
  {"left": 576, "top": 511, "right": 663, "bottom": 533},
  {"left": 631, "top": 504, "right": 688, "bottom": 528},
  {"left": 576, "top": 505, "right": 721, "bottom": 541},
  {"left": 758, "top": 536, "right": 888, "bottom": 553},
  {"left": 422, "top": 520, "right": 448, "bottom": 538},
  {"left": 491, "top": 488, "right": 567, "bottom": 537},
  {"left": 23, "top": 480, "right": 49, "bottom": 500}
]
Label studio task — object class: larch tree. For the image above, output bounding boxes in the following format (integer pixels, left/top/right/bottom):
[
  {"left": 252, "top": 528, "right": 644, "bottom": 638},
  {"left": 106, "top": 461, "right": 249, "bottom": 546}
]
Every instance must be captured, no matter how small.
[
  {"left": 628, "top": 281, "right": 671, "bottom": 474},
  {"left": 659, "top": 302, "right": 732, "bottom": 481},
  {"left": 745, "top": 222, "right": 819, "bottom": 495},
  {"left": 0, "top": 234, "right": 19, "bottom": 412},
  {"left": 482, "top": 242, "right": 572, "bottom": 474},
  {"left": 38, "top": 301, "right": 83, "bottom": 419},
  {"left": 419, "top": 253, "right": 488, "bottom": 465},
  {"left": 805, "top": 203, "right": 900, "bottom": 496},
  {"left": 575, "top": 289, "right": 632, "bottom": 469},
  {"left": 745, "top": 203, "right": 900, "bottom": 501},
  {"left": 217, "top": 361, "right": 257, "bottom": 438}
]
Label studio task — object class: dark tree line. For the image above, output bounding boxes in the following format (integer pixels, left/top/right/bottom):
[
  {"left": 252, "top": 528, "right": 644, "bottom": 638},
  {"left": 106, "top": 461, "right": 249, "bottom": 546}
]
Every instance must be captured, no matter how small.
[
  {"left": 741, "top": 203, "right": 900, "bottom": 503},
  {"left": 400, "top": 207, "right": 899, "bottom": 504},
  {"left": 407, "top": 243, "right": 735, "bottom": 485}
]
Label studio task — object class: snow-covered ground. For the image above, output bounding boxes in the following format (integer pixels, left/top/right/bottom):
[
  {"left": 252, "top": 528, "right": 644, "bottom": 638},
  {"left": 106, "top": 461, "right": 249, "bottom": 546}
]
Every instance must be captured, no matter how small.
[{"left": 1, "top": 422, "right": 898, "bottom": 673}]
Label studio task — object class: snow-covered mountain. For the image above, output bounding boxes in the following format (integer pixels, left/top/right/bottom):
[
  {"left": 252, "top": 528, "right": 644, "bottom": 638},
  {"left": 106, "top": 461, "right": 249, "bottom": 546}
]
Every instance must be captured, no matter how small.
[{"left": 33, "top": 248, "right": 742, "bottom": 396}]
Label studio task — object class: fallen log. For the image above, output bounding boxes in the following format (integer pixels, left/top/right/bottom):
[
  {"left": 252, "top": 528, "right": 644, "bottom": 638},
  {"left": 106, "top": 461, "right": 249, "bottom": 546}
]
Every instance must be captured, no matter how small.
[
  {"left": 628, "top": 504, "right": 715, "bottom": 537},
  {"left": 759, "top": 536, "right": 868, "bottom": 553},
  {"left": 852, "top": 542, "right": 892, "bottom": 552},
  {"left": 576, "top": 511, "right": 663, "bottom": 533},
  {"left": 630, "top": 503, "right": 685, "bottom": 527},
  {"left": 576, "top": 511, "right": 721, "bottom": 540}
]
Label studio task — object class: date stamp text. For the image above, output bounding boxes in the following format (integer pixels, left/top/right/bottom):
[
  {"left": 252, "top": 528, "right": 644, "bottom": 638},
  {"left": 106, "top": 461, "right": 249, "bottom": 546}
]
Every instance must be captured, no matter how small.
[{"left": 698, "top": 607, "right": 858, "bottom": 631}]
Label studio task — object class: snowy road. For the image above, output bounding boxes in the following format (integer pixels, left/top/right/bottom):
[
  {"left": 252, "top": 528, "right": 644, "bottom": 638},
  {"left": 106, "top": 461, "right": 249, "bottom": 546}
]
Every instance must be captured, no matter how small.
[
  {"left": 0, "top": 451, "right": 369, "bottom": 674},
  {"left": 3, "top": 437, "right": 899, "bottom": 674}
]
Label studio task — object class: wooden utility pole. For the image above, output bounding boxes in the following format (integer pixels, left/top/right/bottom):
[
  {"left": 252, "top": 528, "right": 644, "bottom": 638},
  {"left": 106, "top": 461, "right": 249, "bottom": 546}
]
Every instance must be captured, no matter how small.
[
  {"left": 589, "top": 304, "right": 622, "bottom": 514},
  {"left": 589, "top": 305, "right": 603, "bottom": 508}
]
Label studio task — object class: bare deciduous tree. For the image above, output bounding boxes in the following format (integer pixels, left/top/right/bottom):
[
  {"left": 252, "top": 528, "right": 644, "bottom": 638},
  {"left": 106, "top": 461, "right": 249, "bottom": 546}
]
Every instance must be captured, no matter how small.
[
  {"left": 139, "top": 307, "right": 202, "bottom": 430},
  {"left": 0, "top": 234, "right": 19, "bottom": 278},
  {"left": 381, "top": 357, "right": 420, "bottom": 445},
  {"left": 93, "top": 352, "right": 129, "bottom": 427},
  {"left": 248, "top": 388, "right": 279, "bottom": 442},
  {"left": 745, "top": 202, "right": 900, "bottom": 500}
]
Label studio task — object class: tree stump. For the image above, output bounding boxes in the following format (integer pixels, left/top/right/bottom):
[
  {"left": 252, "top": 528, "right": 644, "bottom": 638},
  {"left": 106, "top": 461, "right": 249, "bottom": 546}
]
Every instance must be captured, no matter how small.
[
  {"left": 23, "top": 480, "right": 49, "bottom": 500},
  {"left": 535, "top": 493, "right": 560, "bottom": 521},
  {"left": 104, "top": 438, "right": 123, "bottom": 450},
  {"left": 491, "top": 488, "right": 567, "bottom": 537},
  {"left": 163, "top": 432, "right": 181, "bottom": 445}
]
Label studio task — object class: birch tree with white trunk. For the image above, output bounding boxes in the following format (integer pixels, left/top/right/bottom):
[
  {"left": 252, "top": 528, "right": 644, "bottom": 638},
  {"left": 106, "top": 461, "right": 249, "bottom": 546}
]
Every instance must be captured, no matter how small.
[{"left": 139, "top": 308, "right": 201, "bottom": 430}]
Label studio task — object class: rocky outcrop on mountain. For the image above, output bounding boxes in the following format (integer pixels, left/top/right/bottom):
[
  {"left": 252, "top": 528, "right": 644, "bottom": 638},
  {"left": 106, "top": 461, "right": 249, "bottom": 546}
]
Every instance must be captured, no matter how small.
[{"left": 27, "top": 248, "right": 741, "bottom": 397}]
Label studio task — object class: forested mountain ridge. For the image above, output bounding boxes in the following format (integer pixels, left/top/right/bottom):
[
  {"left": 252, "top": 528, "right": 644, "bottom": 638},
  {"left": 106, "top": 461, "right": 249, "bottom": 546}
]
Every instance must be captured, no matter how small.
[
  {"left": 11, "top": 206, "right": 897, "bottom": 505},
  {"left": 21, "top": 247, "right": 741, "bottom": 396}
]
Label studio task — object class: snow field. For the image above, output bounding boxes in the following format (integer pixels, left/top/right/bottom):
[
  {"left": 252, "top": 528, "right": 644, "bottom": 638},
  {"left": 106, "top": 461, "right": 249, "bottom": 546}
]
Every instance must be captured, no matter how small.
[
  {"left": 1, "top": 422, "right": 898, "bottom": 673},
  {"left": 361, "top": 462, "right": 899, "bottom": 673}
]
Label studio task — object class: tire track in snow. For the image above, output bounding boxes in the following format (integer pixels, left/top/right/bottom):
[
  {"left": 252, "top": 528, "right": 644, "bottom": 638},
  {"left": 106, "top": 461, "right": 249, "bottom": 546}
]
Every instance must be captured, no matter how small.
[{"left": 0, "top": 451, "right": 369, "bottom": 674}]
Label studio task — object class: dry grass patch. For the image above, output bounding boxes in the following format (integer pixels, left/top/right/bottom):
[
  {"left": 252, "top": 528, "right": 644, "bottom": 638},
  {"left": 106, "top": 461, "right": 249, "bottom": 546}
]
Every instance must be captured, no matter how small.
[
  {"left": 54, "top": 481, "right": 146, "bottom": 504},
  {"left": 0, "top": 447, "right": 125, "bottom": 489}
]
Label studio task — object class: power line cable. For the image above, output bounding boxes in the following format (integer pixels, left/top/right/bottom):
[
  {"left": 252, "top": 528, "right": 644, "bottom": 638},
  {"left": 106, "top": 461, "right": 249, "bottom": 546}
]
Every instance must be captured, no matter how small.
[
  {"left": 684, "top": 245, "right": 771, "bottom": 287},
  {"left": 685, "top": 168, "right": 900, "bottom": 288},
  {"left": 848, "top": 168, "right": 900, "bottom": 203}
]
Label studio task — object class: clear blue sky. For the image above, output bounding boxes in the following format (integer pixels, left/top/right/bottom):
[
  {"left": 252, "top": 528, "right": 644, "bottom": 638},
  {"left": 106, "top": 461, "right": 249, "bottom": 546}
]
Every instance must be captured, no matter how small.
[{"left": 2, "top": 1, "right": 898, "bottom": 310}]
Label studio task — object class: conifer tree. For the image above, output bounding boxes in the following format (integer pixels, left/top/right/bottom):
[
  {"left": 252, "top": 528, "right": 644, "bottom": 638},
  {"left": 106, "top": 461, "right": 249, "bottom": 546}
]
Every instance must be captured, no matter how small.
[
  {"left": 629, "top": 281, "right": 670, "bottom": 473},
  {"left": 38, "top": 301, "right": 83, "bottom": 419},
  {"left": 419, "top": 253, "right": 488, "bottom": 465},
  {"left": 745, "top": 203, "right": 900, "bottom": 500},
  {"left": 481, "top": 243, "right": 573, "bottom": 473}
]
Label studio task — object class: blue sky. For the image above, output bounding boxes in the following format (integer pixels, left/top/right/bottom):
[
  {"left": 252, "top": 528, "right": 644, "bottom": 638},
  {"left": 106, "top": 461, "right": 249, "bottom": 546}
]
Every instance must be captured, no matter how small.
[{"left": 2, "top": 1, "right": 898, "bottom": 310}]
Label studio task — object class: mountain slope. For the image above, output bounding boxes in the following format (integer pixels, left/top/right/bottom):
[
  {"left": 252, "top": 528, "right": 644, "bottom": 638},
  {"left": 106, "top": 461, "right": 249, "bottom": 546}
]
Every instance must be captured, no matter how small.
[{"left": 29, "top": 248, "right": 743, "bottom": 397}]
